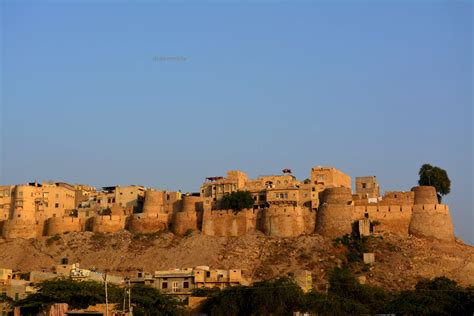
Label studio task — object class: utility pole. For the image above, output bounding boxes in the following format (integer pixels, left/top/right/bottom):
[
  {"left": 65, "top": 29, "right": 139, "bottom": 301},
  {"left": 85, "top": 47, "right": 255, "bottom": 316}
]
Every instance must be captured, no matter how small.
[
  {"left": 128, "top": 277, "right": 133, "bottom": 316},
  {"left": 103, "top": 272, "right": 109, "bottom": 316}
]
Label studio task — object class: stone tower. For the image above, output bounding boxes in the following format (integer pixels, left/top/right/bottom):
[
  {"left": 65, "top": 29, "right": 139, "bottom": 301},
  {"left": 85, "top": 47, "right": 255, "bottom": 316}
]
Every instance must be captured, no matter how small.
[
  {"left": 316, "top": 187, "right": 354, "bottom": 237},
  {"left": 408, "top": 186, "right": 454, "bottom": 241}
]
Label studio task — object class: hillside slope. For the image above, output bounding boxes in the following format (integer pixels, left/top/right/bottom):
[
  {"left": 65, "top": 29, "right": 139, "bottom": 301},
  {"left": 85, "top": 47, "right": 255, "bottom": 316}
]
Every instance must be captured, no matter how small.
[{"left": 0, "top": 231, "right": 472, "bottom": 291}]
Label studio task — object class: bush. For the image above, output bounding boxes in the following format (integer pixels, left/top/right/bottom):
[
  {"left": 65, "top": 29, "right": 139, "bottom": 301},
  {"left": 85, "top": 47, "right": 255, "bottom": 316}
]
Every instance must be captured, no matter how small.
[{"left": 220, "top": 191, "right": 254, "bottom": 212}]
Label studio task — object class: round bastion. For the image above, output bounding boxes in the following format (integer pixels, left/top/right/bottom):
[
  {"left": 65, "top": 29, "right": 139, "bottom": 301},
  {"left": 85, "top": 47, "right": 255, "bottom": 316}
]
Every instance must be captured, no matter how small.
[
  {"left": 411, "top": 186, "right": 438, "bottom": 204},
  {"left": 172, "top": 211, "right": 198, "bottom": 235},
  {"left": 142, "top": 190, "right": 164, "bottom": 214},
  {"left": 182, "top": 195, "right": 203, "bottom": 213},
  {"left": 409, "top": 186, "right": 454, "bottom": 242},
  {"left": 316, "top": 187, "right": 354, "bottom": 238},
  {"left": 2, "top": 219, "right": 44, "bottom": 239},
  {"left": 46, "top": 217, "right": 84, "bottom": 236},
  {"left": 127, "top": 213, "right": 168, "bottom": 234}
]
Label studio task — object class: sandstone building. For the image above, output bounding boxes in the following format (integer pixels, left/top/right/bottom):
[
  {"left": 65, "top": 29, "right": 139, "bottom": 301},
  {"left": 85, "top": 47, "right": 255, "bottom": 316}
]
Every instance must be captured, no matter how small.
[{"left": 0, "top": 165, "right": 456, "bottom": 242}]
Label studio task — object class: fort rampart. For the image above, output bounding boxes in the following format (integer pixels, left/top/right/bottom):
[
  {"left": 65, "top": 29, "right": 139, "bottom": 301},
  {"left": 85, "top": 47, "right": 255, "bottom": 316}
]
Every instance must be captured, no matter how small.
[
  {"left": 45, "top": 217, "right": 84, "bottom": 236},
  {"left": 0, "top": 183, "right": 457, "bottom": 243},
  {"left": 127, "top": 213, "right": 168, "bottom": 234},
  {"left": 202, "top": 209, "right": 257, "bottom": 237}
]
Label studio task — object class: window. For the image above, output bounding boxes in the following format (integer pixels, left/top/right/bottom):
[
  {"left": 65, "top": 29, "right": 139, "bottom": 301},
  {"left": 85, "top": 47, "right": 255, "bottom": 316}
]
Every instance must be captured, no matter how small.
[
  {"left": 172, "top": 281, "right": 179, "bottom": 292},
  {"left": 55, "top": 203, "right": 59, "bottom": 208},
  {"left": 162, "top": 282, "right": 168, "bottom": 289},
  {"left": 167, "top": 194, "right": 170, "bottom": 201},
  {"left": 206, "top": 271, "right": 211, "bottom": 277},
  {"left": 362, "top": 183, "right": 367, "bottom": 189},
  {"left": 183, "top": 281, "right": 189, "bottom": 289}
]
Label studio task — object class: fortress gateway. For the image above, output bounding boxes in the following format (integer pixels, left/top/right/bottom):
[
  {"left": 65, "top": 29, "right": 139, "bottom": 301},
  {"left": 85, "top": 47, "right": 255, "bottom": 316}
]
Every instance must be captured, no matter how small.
[{"left": 0, "top": 166, "right": 454, "bottom": 241}]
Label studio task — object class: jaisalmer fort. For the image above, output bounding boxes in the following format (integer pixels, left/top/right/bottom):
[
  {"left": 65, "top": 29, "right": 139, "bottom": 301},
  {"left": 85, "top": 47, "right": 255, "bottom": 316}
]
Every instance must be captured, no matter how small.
[
  {"left": 0, "top": 166, "right": 455, "bottom": 241},
  {"left": 1, "top": 164, "right": 473, "bottom": 314}
]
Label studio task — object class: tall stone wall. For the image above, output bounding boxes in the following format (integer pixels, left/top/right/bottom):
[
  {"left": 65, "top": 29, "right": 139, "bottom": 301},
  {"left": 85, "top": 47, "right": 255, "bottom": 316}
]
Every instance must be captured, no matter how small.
[
  {"left": 408, "top": 186, "right": 454, "bottom": 241},
  {"left": 127, "top": 213, "right": 168, "bottom": 234},
  {"left": 353, "top": 205, "right": 412, "bottom": 236},
  {"left": 45, "top": 217, "right": 85, "bottom": 236},
  {"left": 172, "top": 211, "right": 198, "bottom": 235},
  {"left": 261, "top": 206, "right": 314, "bottom": 237},
  {"left": 143, "top": 190, "right": 164, "bottom": 214},
  {"left": 182, "top": 196, "right": 203, "bottom": 213},
  {"left": 1, "top": 219, "right": 44, "bottom": 239},
  {"left": 316, "top": 187, "right": 353, "bottom": 237},
  {"left": 409, "top": 204, "right": 454, "bottom": 241},
  {"left": 202, "top": 209, "right": 257, "bottom": 237},
  {"left": 412, "top": 186, "right": 438, "bottom": 204},
  {"left": 88, "top": 215, "right": 126, "bottom": 233}
]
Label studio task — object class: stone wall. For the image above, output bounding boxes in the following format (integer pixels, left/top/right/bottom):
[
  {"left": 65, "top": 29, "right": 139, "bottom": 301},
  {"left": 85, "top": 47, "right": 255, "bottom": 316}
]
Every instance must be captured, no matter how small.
[
  {"left": 353, "top": 205, "right": 412, "bottom": 236},
  {"left": 409, "top": 204, "right": 454, "bottom": 241},
  {"left": 412, "top": 186, "right": 438, "bottom": 204},
  {"left": 172, "top": 211, "right": 198, "bottom": 235},
  {"left": 202, "top": 209, "right": 257, "bottom": 237},
  {"left": 127, "top": 213, "right": 168, "bottom": 234},
  {"left": 88, "top": 215, "right": 126, "bottom": 233},
  {"left": 316, "top": 187, "right": 353, "bottom": 237},
  {"left": 261, "top": 206, "right": 314, "bottom": 237},
  {"left": 143, "top": 190, "right": 164, "bottom": 214},
  {"left": 1, "top": 219, "right": 44, "bottom": 239},
  {"left": 182, "top": 195, "right": 203, "bottom": 213},
  {"left": 45, "top": 217, "right": 84, "bottom": 236}
]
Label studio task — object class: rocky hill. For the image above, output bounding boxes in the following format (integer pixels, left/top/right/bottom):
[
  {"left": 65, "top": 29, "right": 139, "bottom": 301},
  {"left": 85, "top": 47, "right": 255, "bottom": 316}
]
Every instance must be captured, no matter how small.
[{"left": 0, "top": 231, "right": 472, "bottom": 291}]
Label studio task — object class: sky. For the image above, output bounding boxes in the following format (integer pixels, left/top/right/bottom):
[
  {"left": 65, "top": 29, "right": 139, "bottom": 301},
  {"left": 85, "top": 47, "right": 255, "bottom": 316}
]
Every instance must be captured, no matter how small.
[{"left": 0, "top": 1, "right": 472, "bottom": 244}]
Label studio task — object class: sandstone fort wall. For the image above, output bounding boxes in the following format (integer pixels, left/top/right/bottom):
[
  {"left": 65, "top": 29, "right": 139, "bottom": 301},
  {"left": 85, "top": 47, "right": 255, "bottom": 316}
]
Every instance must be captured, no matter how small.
[
  {"left": 172, "top": 211, "right": 198, "bottom": 235},
  {"left": 127, "top": 213, "right": 168, "bottom": 234},
  {"left": 202, "top": 209, "right": 256, "bottom": 237},
  {"left": 261, "top": 206, "right": 314, "bottom": 237},
  {"left": 409, "top": 204, "right": 454, "bottom": 241},
  {"left": 1, "top": 219, "right": 44, "bottom": 239},
  {"left": 353, "top": 205, "right": 413, "bottom": 236},
  {"left": 88, "top": 215, "right": 126, "bottom": 233},
  {"left": 316, "top": 187, "right": 353, "bottom": 237},
  {"left": 45, "top": 217, "right": 84, "bottom": 236}
]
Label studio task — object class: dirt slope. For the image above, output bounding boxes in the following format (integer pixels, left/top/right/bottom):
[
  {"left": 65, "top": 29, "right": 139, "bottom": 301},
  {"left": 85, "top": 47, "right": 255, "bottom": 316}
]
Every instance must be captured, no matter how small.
[{"left": 0, "top": 231, "right": 472, "bottom": 291}]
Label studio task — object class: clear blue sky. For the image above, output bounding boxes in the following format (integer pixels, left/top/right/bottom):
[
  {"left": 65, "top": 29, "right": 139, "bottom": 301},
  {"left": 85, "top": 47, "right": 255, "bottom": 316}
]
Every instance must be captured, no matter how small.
[{"left": 1, "top": 1, "right": 472, "bottom": 244}]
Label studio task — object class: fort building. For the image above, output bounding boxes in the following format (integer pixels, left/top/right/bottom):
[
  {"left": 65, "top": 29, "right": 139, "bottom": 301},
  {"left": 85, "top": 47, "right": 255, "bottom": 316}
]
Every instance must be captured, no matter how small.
[{"left": 0, "top": 165, "right": 457, "bottom": 242}]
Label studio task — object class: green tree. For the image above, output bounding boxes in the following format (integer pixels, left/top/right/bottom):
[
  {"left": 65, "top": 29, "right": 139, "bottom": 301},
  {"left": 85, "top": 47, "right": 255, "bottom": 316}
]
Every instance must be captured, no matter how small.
[
  {"left": 201, "top": 277, "right": 304, "bottom": 316},
  {"left": 384, "top": 277, "right": 474, "bottom": 315},
  {"left": 15, "top": 279, "right": 121, "bottom": 310},
  {"left": 129, "top": 284, "right": 185, "bottom": 316},
  {"left": 418, "top": 164, "right": 451, "bottom": 202},
  {"left": 220, "top": 190, "right": 254, "bottom": 212}
]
